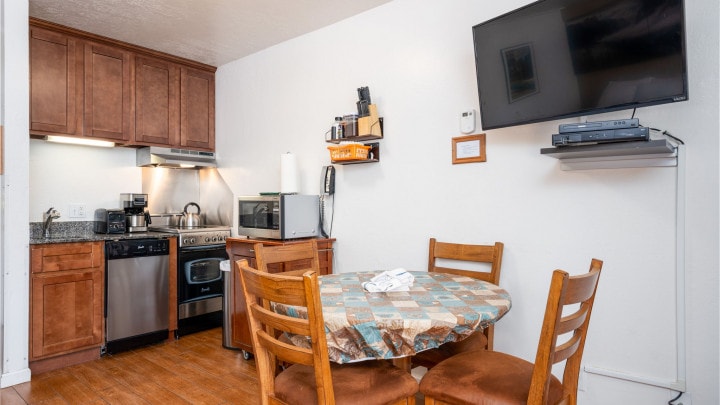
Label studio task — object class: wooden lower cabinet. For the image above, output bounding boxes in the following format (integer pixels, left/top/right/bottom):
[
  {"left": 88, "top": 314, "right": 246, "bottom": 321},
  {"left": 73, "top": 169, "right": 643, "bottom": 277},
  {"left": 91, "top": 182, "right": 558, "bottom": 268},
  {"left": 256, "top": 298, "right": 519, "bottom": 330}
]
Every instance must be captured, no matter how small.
[
  {"left": 225, "top": 237, "right": 335, "bottom": 355},
  {"left": 30, "top": 241, "right": 104, "bottom": 373}
]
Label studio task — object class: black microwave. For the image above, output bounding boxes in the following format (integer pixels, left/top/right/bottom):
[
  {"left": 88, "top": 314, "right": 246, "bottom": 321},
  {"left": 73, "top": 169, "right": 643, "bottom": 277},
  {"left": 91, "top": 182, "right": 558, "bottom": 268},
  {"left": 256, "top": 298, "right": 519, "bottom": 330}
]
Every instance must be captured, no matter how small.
[{"left": 237, "top": 194, "right": 319, "bottom": 240}]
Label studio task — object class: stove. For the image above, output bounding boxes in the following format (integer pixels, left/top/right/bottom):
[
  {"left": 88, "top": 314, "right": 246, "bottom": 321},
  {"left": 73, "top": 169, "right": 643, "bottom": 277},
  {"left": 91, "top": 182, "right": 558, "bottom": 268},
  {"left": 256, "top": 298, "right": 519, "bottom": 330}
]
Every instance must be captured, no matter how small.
[
  {"left": 149, "top": 225, "right": 231, "bottom": 248},
  {"left": 149, "top": 224, "right": 231, "bottom": 337}
]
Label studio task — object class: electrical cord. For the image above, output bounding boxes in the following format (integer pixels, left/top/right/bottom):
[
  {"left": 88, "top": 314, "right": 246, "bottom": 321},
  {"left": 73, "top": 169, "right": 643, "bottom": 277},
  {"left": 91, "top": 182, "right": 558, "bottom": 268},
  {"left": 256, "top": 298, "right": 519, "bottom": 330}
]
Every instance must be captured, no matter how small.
[
  {"left": 319, "top": 194, "right": 335, "bottom": 238},
  {"left": 631, "top": 109, "right": 685, "bottom": 145},
  {"left": 668, "top": 391, "right": 683, "bottom": 405}
]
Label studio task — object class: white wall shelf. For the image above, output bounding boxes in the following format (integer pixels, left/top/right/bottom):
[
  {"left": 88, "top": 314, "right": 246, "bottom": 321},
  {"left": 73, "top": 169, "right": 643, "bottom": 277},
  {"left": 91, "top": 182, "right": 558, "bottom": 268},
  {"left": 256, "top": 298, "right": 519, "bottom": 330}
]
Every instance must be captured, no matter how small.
[{"left": 540, "top": 139, "right": 678, "bottom": 170}]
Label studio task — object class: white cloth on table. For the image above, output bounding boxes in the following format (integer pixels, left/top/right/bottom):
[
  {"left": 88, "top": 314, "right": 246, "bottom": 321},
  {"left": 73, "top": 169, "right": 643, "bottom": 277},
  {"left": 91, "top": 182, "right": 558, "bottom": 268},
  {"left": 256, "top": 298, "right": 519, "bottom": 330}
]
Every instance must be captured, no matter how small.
[{"left": 362, "top": 268, "right": 415, "bottom": 292}]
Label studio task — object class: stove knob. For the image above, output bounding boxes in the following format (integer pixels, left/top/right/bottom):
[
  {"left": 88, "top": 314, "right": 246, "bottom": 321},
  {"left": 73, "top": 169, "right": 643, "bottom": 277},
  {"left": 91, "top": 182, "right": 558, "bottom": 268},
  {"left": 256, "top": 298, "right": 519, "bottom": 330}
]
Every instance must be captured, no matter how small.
[{"left": 212, "top": 236, "right": 218, "bottom": 242}]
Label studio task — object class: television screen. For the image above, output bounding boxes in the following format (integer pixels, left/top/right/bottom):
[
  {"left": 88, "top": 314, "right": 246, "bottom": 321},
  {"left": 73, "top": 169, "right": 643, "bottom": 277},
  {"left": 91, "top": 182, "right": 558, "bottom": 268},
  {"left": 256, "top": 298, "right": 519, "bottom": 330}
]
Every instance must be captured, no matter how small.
[{"left": 473, "top": 0, "right": 688, "bottom": 130}]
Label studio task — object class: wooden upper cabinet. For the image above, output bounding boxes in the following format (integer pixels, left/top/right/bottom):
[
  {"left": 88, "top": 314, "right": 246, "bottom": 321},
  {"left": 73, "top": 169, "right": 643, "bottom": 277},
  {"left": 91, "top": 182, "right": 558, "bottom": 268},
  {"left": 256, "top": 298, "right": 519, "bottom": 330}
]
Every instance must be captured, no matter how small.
[
  {"left": 135, "top": 56, "right": 180, "bottom": 146},
  {"left": 180, "top": 67, "right": 215, "bottom": 150},
  {"left": 83, "top": 42, "right": 134, "bottom": 142},
  {"left": 30, "top": 18, "right": 216, "bottom": 150},
  {"left": 30, "top": 26, "right": 83, "bottom": 136}
]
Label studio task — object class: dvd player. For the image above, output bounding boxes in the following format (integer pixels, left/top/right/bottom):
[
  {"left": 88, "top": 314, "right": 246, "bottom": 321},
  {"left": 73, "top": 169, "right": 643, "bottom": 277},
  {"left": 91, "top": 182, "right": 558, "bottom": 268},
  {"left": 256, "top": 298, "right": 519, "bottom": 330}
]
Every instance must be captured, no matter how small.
[
  {"left": 552, "top": 126, "right": 649, "bottom": 146},
  {"left": 559, "top": 118, "right": 639, "bottom": 133}
]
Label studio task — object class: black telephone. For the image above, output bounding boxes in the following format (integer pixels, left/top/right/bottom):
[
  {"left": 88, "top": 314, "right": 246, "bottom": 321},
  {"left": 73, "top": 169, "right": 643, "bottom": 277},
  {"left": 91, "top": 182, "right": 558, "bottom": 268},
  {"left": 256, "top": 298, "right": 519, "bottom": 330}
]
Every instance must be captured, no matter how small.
[{"left": 322, "top": 165, "right": 335, "bottom": 195}]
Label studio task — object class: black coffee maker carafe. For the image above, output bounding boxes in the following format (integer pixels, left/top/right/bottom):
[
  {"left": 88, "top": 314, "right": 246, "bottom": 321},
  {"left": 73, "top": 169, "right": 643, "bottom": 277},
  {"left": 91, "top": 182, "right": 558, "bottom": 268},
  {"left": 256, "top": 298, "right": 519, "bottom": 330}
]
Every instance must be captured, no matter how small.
[{"left": 120, "top": 193, "right": 151, "bottom": 233}]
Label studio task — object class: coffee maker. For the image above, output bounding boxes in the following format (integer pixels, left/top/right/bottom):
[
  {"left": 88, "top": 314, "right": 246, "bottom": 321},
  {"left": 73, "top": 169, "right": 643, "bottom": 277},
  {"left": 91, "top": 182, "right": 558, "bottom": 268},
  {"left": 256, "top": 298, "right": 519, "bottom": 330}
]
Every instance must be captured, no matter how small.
[{"left": 120, "top": 193, "right": 151, "bottom": 232}]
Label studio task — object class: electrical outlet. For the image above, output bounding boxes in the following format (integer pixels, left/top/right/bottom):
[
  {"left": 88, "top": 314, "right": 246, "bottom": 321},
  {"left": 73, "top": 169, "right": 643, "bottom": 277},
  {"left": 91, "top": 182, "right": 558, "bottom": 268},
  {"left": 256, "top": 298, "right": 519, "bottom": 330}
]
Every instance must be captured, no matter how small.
[{"left": 69, "top": 204, "right": 87, "bottom": 219}]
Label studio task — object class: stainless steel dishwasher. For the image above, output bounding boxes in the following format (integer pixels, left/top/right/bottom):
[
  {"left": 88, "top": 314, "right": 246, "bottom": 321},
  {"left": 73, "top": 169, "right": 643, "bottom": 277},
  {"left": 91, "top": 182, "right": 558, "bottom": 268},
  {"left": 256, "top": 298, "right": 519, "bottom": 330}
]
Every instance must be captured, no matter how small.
[{"left": 105, "top": 238, "right": 170, "bottom": 354}]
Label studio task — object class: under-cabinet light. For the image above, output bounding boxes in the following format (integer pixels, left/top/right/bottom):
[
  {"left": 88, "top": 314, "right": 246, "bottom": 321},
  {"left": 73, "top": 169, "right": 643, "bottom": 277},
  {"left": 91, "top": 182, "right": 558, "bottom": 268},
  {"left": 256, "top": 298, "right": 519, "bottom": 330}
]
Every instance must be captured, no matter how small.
[{"left": 45, "top": 135, "right": 115, "bottom": 148}]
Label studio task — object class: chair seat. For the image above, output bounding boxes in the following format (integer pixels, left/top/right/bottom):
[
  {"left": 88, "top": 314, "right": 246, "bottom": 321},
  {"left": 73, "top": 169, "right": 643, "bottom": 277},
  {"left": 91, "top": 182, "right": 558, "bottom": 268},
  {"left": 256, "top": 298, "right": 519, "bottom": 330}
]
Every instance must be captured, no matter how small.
[
  {"left": 276, "top": 361, "right": 419, "bottom": 404},
  {"left": 419, "top": 350, "right": 564, "bottom": 405},
  {"left": 413, "top": 329, "right": 488, "bottom": 368}
]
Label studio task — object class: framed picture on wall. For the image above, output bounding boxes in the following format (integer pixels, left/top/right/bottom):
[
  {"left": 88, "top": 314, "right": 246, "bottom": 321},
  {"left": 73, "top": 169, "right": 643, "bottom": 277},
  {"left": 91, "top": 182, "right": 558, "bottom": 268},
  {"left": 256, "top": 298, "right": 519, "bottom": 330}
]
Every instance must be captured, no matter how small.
[
  {"left": 452, "top": 134, "right": 486, "bottom": 164},
  {"left": 502, "top": 43, "right": 539, "bottom": 103}
]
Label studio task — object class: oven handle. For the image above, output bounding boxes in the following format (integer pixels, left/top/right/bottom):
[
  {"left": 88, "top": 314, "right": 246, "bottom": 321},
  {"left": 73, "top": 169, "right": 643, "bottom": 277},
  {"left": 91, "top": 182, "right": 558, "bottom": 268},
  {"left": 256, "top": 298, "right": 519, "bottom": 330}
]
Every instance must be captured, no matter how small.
[{"left": 179, "top": 244, "right": 227, "bottom": 252}]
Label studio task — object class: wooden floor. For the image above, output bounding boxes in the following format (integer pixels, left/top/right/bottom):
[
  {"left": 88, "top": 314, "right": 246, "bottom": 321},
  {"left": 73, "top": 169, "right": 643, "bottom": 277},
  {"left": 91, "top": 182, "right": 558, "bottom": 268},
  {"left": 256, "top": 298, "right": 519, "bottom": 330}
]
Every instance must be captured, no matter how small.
[
  {"left": 1, "top": 328, "right": 425, "bottom": 404},
  {"left": 1, "top": 328, "right": 261, "bottom": 404}
]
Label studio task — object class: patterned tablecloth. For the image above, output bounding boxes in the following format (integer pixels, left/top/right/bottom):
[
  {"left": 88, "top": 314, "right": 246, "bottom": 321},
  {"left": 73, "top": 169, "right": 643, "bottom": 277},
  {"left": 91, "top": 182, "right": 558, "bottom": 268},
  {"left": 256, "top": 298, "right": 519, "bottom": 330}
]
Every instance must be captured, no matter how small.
[{"left": 276, "top": 270, "right": 512, "bottom": 364}]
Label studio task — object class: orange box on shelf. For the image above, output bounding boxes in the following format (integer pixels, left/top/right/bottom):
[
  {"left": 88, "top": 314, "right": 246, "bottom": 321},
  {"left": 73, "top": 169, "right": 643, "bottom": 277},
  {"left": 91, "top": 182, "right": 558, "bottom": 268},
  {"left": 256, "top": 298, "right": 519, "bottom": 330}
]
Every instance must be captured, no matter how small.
[{"left": 327, "top": 143, "right": 371, "bottom": 161}]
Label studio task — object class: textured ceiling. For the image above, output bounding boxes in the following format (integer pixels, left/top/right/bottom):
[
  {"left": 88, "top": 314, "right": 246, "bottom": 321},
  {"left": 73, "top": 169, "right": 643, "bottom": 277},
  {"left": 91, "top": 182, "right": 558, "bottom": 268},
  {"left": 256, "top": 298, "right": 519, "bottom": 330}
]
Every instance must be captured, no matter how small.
[{"left": 29, "top": 0, "right": 392, "bottom": 67}]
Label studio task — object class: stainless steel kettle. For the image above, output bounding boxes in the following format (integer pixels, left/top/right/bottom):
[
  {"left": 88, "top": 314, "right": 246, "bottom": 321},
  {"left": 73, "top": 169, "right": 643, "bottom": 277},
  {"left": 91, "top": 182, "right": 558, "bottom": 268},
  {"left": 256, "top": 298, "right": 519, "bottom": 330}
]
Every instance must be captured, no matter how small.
[{"left": 180, "top": 202, "right": 202, "bottom": 227}]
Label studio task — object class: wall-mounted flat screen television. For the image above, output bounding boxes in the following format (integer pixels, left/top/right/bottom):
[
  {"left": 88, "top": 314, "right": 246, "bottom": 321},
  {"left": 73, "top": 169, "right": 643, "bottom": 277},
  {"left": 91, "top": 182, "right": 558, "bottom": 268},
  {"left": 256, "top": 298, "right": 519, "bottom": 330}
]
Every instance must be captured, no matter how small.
[{"left": 472, "top": 0, "right": 688, "bottom": 130}]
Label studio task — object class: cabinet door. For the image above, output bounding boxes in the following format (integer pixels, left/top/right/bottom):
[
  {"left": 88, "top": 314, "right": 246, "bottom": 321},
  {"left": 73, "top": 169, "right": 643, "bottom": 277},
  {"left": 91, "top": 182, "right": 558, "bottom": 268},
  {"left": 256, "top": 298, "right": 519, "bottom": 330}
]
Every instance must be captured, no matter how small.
[
  {"left": 30, "top": 269, "right": 104, "bottom": 359},
  {"left": 180, "top": 67, "right": 215, "bottom": 150},
  {"left": 84, "top": 42, "right": 133, "bottom": 142},
  {"left": 226, "top": 243, "right": 256, "bottom": 352},
  {"left": 135, "top": 56, "right": 180, "bottom": 146},
  {"left": 30, "top": 26, "right": 83, "bottom": 136}
]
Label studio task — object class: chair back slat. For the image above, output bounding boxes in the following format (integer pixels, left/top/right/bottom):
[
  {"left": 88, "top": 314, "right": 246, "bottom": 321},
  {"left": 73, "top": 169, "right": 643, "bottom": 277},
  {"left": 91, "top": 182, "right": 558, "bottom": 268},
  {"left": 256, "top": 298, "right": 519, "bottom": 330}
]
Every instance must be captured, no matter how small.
[
  {"left": 250, "top": 304, "right": 311, "bottom": 337},
  {"left": 256, "top": 330, "right": 315, "bottom": 366},
  {"left": 241, "top": 265, "right": 309, "bottom": 306},
  {"left": 553, "top": 333, "right": 582, "bottom": 363},
  {"left": 528, "top": 258, "right": 603, "bottom": 405}
]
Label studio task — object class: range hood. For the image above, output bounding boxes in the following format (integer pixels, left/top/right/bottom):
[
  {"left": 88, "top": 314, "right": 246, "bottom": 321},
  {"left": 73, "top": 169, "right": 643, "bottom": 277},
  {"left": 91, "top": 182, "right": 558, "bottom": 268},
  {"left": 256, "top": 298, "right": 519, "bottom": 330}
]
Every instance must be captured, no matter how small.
[{"left": 137, "top": 147, "right": 217, "bottom": 168}]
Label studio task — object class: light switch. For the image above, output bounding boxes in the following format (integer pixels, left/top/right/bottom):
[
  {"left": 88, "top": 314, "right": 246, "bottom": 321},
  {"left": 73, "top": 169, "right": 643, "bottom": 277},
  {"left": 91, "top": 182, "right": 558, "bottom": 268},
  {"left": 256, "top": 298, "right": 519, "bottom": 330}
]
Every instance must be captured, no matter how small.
[{"left": 69, "top": 204, "right": 87, "bottom": 219}]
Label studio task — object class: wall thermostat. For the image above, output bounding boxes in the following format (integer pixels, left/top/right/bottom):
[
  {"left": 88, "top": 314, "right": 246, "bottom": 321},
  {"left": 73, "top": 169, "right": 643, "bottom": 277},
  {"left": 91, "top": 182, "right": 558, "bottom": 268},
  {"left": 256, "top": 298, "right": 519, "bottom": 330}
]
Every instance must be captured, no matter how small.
[{"left": 460, "top": 109, "right": 476, "bottom": 133}]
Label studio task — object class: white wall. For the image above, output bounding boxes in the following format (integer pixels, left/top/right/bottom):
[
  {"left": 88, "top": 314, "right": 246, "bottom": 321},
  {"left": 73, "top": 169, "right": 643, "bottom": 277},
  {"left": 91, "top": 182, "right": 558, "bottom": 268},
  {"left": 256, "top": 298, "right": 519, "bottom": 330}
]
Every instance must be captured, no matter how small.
[
  {"left": 28, "top": 140, "right": 142, "bottom": 221},
  {"left": 1, "top": 0, "right": 31, "bottom": 388},
  {"left": 215, "top": 1, "right": 718, "bottom": 404}
]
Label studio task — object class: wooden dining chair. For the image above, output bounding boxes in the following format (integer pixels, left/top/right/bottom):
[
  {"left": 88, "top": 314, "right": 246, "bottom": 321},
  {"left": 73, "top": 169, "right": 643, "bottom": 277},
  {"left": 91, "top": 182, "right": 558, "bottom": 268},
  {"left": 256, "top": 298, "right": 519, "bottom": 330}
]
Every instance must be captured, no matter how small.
[
  {"left": 236, "top": 259, "right": 419, "bottom": 405},
  {"left": 412, "top": 238, "right": 504, "bottom": 369},
  {"left": 253, "top": 240, "right": 320, "bottom": 277},
  {"left": 419, "top": 258, "right": 603, "bottom": 405}
]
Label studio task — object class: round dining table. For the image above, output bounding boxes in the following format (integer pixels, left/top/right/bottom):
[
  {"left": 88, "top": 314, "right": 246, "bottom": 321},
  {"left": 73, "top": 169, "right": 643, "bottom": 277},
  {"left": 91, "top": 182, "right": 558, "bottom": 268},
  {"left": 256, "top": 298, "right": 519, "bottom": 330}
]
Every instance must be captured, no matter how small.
[{"left": 276, "top": 270, "right": 512, "bottom": 365}]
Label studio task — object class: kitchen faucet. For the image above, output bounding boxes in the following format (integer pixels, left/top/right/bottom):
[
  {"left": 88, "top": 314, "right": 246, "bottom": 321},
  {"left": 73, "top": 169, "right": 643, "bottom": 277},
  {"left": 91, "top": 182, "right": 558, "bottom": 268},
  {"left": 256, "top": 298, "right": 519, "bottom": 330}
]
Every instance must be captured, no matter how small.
[{"left": 42, "top": 207, "right": 61, "bottom": 237}]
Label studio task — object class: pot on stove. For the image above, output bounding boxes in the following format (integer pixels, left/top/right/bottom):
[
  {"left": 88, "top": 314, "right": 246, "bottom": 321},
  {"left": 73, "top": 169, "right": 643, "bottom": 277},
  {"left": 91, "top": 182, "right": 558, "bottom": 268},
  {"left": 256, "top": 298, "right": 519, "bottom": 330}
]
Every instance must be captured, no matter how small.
[{"left": 180, "top": 202, "right": 202, "bottom": 228}]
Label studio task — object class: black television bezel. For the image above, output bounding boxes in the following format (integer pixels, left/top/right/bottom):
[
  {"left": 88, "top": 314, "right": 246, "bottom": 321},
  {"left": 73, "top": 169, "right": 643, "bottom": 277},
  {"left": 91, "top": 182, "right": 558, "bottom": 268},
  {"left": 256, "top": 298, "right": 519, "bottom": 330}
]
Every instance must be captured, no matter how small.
[{"left": 472, "top": 0, "right": 689, "bottom": 131}]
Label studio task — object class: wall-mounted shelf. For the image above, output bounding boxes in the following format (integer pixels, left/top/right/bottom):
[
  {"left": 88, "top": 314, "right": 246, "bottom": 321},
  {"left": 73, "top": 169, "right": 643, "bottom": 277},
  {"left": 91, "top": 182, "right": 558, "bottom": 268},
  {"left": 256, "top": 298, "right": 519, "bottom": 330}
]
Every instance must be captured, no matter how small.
[
  {"left": 326, "top": 134, "right": 383, "bottom": 144},
  {"left": 326, "top": 118, "right": 384, "bottom": 144},
  {"left": 326, "top": 112, "right": 383, "bottom": 165},
  {"left": 331, "top": 142, "right": 380, "bottom": 165},
  {"left": 540, "top": 139, "right": 678, "bottom": 170}
]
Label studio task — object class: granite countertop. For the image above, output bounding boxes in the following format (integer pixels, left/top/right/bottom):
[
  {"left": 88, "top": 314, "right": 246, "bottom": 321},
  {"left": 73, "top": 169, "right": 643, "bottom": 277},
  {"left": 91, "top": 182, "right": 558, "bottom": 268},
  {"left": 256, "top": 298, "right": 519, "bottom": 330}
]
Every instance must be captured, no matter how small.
[{"left": 29, "top": 221, "right": 176, "bottom": 245}]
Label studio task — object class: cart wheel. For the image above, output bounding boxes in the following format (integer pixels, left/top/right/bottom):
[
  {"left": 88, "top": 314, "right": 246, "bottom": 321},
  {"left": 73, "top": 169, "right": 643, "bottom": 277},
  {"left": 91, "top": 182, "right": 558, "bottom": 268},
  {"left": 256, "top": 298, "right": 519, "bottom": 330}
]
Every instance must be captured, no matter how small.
[{"left": 242, "top": 350, "right": 253, "bottom": 361}]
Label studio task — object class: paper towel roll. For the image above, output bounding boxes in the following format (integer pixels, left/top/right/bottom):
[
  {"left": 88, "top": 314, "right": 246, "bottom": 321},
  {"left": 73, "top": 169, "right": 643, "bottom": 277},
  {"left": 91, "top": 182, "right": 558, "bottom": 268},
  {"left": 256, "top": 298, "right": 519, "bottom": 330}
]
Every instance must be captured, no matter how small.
[{"left": 280, "top": 153, "right": 299, "bottom": 194}]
